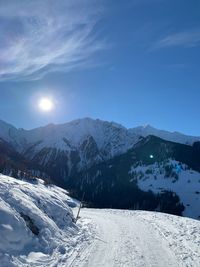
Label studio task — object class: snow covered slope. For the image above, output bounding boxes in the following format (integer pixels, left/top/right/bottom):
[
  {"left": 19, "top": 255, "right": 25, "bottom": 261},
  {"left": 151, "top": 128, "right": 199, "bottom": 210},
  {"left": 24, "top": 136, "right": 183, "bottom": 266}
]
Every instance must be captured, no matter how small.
[
  {"left": 0, "top": 118, "right": 199, "bottom": 178},
  {"left": 0, "top": 120, "right": 26, "bottom": 151},
  {"left": 0, "top": 118, "right": 199, "bottom": 157},
  {"left": 0, "top": 175, "right": 88, "bottom": 267},
  {"left": 68, "top": 134, "right": 200, "bottom": 219},
  {"left": 130, "top": 160, "right": 200, "bottom": 219},
  {"left": 68, "top": 209, "right": 200, "bottom": 267},
  {"left": 0, "top": 118, "right": 139, "bottom": 156},
  {"left": 130, "top": 124, "right": 200, "bottom": 145},
  {"left": 0, "top": 118, "right": 139, "bottom": 178}
]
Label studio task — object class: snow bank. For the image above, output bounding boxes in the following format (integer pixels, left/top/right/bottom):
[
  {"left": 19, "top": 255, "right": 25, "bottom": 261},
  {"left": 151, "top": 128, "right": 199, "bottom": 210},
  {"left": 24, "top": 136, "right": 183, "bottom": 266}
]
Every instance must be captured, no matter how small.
[{"left": 0, "top": 174, "right": 81, "bottom": 267}]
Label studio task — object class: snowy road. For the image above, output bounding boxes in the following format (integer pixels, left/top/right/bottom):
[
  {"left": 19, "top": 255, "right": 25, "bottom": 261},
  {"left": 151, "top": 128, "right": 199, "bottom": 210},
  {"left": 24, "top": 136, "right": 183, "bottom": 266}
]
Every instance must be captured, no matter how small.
[{"left": 69, "top": 209, "right": 200, "bottom": 267}]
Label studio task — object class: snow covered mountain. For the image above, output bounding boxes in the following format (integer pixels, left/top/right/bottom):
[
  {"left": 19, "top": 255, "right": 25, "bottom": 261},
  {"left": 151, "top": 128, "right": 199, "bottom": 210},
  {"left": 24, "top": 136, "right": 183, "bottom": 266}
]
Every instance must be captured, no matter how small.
[
  {"left": 69, "top": 135, "right": 200, "bottom": 219},
  {"left": 0, "top": 118, "right": 139, "bottom": 179},
  {"left": 0, "top": 118, "right": 199, "bottom": 177},
  {"left": 0, "top": 118, "right": 199, "bottom": 152},
  {"left": 130, "top": 124, "right": 200, "bottom": 145},
  {"left": 0, "top": 118, "right": 200, "bottom": 219},
  {"left": 0, "top": 118, "right": 138, "bottom": 156},
  {"left": 1, "top": 118, "right": 199, "bottom": 152}
]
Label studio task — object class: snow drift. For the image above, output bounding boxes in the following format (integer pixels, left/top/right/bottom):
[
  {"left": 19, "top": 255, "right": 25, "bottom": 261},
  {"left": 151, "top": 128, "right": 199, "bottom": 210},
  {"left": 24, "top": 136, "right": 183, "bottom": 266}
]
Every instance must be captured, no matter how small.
[{"left": 0, "top": 175, "right": 83, "bottom": 267}]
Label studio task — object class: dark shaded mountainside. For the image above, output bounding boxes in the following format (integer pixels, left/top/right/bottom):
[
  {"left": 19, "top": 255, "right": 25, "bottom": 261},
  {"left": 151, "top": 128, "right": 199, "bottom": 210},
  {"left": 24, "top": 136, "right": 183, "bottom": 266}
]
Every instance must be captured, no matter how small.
[
  {"left": 67, "top": 136, "right": 200, "bottom": 216},
  {"left": 0, "top": 138, "right": 50, "bottom": 181},
  {"left": 0, "top": 119, "right": 200, "bottom": 218}
]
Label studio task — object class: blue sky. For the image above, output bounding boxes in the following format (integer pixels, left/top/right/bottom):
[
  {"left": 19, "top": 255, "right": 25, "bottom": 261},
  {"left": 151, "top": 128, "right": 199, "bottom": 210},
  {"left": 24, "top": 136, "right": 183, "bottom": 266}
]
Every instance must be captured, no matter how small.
[{"left": 0, "top": 0, "right": 200, "bottom": 135}]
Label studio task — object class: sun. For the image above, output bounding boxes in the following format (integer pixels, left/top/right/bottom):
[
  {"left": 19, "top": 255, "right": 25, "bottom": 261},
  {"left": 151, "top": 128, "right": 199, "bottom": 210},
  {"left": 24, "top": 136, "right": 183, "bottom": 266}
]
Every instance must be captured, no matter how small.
[{"left": 38, "top": 98, "right": 54, "bottom": 112}]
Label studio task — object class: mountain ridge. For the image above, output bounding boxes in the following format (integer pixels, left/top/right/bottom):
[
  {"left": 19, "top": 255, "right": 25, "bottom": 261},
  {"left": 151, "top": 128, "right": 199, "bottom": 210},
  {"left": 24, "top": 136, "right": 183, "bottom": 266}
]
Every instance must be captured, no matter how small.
[
  {"left": 0, "top": 117, "right": 200, "bottom": 219},
  {"left": 0, "top": 117, "right": 200, "bottom": 149}
]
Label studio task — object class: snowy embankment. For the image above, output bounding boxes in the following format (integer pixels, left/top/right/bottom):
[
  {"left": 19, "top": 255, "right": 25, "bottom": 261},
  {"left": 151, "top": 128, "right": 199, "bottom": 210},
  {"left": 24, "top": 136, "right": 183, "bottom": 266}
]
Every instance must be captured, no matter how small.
[{"left": 0, "top": 175, "right": 90, "bottom": 267}]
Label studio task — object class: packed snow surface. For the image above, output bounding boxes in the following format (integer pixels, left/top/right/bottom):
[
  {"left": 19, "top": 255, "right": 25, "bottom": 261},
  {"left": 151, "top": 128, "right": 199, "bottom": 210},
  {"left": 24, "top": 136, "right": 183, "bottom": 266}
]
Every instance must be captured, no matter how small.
[
  {"left": 1, "top": 175, "right": 200, "bottom": 267},
  {"left": 69, "top": 209, "right": 200, "bottom": 267}
]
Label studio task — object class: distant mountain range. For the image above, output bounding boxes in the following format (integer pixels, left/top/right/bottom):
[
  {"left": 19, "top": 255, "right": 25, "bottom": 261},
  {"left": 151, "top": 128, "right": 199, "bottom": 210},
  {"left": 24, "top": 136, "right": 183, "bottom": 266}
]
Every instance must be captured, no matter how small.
[{"left": 0, "top": 118, "right": 200, "bottom": 219}]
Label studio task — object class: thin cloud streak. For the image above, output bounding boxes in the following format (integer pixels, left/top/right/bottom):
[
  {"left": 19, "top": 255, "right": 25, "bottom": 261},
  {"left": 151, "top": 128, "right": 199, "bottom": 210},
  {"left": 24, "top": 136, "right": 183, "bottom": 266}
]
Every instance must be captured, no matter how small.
[
  {"left": 0, "top": 0, "right": 105, "bottom": 81},
  {"left": 152, "top": 30, "right": 200, "bottom": 49}
]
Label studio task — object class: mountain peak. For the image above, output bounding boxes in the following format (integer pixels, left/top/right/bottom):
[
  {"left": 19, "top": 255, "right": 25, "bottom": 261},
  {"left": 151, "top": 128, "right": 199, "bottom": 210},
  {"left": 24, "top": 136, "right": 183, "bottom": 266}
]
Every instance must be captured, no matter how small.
[
  {"left": 0, "top": 118, "right": 200, "bottom": 153},
  {"left": 142, "top": 123, "right": 154, "bottom": 129}
]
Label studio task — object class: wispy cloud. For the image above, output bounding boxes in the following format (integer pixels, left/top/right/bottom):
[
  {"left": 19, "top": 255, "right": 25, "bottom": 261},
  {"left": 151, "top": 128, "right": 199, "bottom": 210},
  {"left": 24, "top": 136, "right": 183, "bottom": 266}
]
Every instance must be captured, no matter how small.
[
  {"left": 0, "top": 0, "right": 105, "bottom": 81},
  {"left": 152, "top": 30, "right": 200, "bottom": 49}
]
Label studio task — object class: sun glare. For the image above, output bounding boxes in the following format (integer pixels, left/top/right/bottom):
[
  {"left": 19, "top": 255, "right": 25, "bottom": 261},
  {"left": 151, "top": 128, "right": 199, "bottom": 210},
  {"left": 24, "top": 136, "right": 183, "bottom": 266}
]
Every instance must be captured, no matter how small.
[{"left": 38, "top": 98, "right": 54, "bottom": 112}]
